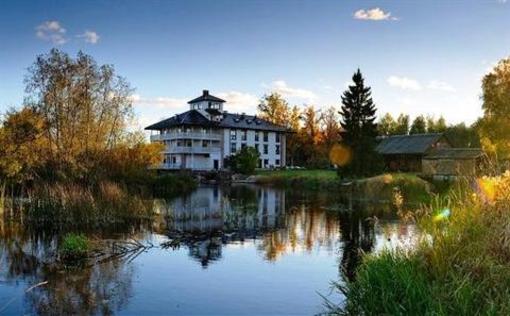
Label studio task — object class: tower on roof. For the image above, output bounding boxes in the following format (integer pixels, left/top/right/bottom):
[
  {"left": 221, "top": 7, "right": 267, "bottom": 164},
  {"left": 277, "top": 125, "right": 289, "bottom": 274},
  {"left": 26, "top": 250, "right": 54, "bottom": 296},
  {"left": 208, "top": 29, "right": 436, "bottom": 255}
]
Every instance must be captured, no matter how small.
[{"left": 188, "top": 90, "right": 225, "bottom": 112}]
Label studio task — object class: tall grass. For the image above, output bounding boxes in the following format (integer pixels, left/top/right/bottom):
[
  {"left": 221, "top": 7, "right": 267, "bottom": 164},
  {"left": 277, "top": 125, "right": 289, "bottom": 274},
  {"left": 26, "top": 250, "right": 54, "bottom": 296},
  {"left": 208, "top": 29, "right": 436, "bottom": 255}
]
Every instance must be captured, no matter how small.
[
  {"left": 26, "top": 181, "right": 153, "bottom": 227},
  {"left": 332, "top": 171, "right": 510, "bottom": 315}
]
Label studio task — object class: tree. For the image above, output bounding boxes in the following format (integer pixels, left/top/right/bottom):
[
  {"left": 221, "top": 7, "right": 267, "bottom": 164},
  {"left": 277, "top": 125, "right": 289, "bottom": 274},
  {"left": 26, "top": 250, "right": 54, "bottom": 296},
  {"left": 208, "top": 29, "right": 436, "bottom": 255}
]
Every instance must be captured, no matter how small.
[
  {"left": 395, "top": 113, "right": 410, "bottom": 135},
  {"left": 321, "top": 106, "right": 342, "bottom": 148},
  {"left": 445, "top": 123, "right": 481, "bottom": 148},
  {"left": 378, "top": 113, "right": 397, "bottom": 136},
  {"left": 339, "top": 69, "right": 380, "bottom": 176},
  {"left": 0, "top": 107, "right": 46, "bottom": 184},
  {"left": 300, "top": 105, "right": 326, "bottom": 167},
  {"left": 427, "top": 115, "right": 447, "bottom": 133},
  {"left": 410, "top": 115, "right": 427, "bottom": 134},
  {"left": 229, "top": 146, "right": 260, "bottom": 175},
  {"left": 24, "top": 49, "right": 135, "bottom": 179},
  {"left": 258, "top": 93, "right": 290, "bottom": 127},
  {"left": 479, "top": 58, "right": 510, "bottom": 160}
]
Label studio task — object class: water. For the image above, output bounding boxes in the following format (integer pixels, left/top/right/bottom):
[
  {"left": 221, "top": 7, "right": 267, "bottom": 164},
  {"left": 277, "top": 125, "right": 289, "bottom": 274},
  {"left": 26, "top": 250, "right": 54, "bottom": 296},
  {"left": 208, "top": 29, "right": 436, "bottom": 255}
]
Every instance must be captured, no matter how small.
[{"left": 0, "top": 185, "right": 417, "bottom": 315}]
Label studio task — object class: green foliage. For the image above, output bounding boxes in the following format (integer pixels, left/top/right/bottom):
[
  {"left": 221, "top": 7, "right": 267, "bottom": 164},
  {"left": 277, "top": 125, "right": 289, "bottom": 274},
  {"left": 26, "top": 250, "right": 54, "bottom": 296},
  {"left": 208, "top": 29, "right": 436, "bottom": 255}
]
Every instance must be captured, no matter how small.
[
  {"left": 479, "top": 58, "right": 510, "bottom": 160},
  {"left": 60, "top": 233, "right": 89, "bottom": 261},
  {"left": 395, "top": 113, "right": 410, "bottom": 135},
  {"left": 426, "top": 115, "right": 447, "bottom": 133},
  {"left": 334, "top": 173, "right": 510, "bottom": 315},
  {"left": 229, "top": 146, "right": 260, "bottom": 174},
  {"left": 377, "top": 113, "right": 397, "bottom": 136},
  {"left": 445, "top": 122, "right": 481, "bottom": 148},
  {"left": 255, "top": 169, "right": 340, "bottom": 190},
  {"left": 410, "top": 115, "right": 427, "bottom": 134},
  {"left": 339, "top": 69, "right": 381, "bottom": 176}
]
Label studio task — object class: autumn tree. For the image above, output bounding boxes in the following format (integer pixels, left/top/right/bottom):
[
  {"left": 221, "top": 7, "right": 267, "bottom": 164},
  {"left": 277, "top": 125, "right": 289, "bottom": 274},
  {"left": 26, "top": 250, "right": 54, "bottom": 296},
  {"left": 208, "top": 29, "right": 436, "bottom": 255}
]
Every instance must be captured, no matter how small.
[
  {"left": 321, "top": 106, "right": 342, "bottom": 148},
  {"left": 410, "top": 115, "right": 427, "bottom": 134},
  {"left": 24, "top": 49, "right": 136, "bottom": 179},
  {"left": 258, "top": 93, "right": 290, "bottom": 127},
  {"left": 479, "top": 58, "right": 510, "bottom": 160},
  {"left": 339, "top": 69, "right": 380, "bottom": 176}
]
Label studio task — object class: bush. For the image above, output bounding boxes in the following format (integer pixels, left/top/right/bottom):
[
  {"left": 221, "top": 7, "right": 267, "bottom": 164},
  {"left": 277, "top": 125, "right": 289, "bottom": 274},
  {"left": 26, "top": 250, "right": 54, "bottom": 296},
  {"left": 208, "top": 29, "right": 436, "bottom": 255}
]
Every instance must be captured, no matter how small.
[
  {"left": 229, "top": 146, "right": 260, "bottom": 175},
  {"left": 60, "top": 233, "right": 89, "bottom": 261}
]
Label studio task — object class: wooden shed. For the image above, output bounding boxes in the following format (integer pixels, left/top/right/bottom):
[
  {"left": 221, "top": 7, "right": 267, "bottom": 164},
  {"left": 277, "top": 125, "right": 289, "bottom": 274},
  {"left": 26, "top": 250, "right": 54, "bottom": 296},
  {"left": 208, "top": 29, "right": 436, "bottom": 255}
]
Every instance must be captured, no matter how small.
[
  {"left": 376, "top": 133, "right": 452, "bottom": 172},
  {"left": 422, "top": 148, "right": 485, "bottom": 178}
]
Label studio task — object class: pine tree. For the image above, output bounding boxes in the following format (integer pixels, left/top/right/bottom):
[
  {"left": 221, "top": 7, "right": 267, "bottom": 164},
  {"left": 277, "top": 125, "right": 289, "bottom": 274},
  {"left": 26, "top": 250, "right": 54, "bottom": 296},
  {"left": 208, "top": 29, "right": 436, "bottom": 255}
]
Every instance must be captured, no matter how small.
[{"left": 339, "top": 69, "right": 380, "bottom": 176}]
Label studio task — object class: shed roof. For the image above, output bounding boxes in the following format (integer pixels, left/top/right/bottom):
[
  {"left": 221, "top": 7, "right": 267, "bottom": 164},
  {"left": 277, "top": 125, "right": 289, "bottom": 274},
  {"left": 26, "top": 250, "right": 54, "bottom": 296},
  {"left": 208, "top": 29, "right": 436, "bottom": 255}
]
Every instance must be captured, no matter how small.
[
  {"left": 424, "top": 148, "right": 484, "bottom": 160},
  {"left": 376, "top": 133, "right": 445, "bottom": 155}
]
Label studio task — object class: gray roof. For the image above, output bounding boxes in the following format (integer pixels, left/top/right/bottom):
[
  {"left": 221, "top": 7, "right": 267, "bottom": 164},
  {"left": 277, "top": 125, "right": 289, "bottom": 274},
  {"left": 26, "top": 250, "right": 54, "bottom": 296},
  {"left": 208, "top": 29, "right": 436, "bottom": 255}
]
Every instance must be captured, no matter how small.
[
  {"left": 424, "top": 148, "right": 484, "bottom": 160},
  {"left": 376, "top": 133, "right": 446, "bottom": 155},
  {"left": 188, "top": 90, "right": 226, "bottom": 104},
  {"left": 145, "top": 110, "right": 287, "bottom": 132}
]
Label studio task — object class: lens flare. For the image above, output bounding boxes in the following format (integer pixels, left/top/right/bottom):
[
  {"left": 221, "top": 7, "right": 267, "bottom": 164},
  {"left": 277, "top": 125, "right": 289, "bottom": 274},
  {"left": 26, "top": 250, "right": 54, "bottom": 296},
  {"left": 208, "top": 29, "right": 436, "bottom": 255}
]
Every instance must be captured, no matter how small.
[
  {"left": 477, "top": 178, "right": 496, "bottom": 202},
  {"left": 433, "top": 208, "right": 451, "bottom": 222},
  {"left": 329, "top": 144, "right": 352, "bottom": 167}
]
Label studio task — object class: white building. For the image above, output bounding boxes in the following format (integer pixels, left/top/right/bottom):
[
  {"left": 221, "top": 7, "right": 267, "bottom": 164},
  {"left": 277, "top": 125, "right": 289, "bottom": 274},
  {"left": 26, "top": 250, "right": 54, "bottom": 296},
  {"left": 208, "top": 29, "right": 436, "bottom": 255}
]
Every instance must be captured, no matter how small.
[{"left": 146, "top": 90, "right": 287, "bottom": 170}]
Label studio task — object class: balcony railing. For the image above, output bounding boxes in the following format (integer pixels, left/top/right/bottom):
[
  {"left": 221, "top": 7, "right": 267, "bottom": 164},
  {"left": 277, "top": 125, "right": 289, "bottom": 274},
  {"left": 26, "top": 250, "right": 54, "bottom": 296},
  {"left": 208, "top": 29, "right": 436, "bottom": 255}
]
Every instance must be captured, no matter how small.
[
  {"left": 164, "top": 146, "right": 221, "bottom": 154},
  {"left": 151, "top": 132, "right": 222, "bottom": 142}
]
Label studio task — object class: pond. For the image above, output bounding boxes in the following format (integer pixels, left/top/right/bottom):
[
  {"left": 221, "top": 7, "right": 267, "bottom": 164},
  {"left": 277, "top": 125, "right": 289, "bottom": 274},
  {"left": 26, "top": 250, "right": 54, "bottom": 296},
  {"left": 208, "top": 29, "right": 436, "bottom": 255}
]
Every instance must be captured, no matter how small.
[{"left": 0, "top": 185, "right": 417, "bottom": 315}]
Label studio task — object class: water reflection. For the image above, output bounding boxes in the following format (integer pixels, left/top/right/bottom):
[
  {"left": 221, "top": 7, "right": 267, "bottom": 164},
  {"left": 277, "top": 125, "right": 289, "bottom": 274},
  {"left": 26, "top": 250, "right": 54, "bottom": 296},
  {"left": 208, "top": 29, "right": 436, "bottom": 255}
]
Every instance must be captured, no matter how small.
[{"left": 0, "top": 185, "right": 417, "bottom": 315}]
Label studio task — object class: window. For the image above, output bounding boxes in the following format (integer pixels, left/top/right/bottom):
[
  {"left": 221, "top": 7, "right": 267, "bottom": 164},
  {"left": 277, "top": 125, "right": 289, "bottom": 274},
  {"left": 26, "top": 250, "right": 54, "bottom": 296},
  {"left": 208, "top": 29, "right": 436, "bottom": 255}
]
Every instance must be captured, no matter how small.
[
  {"left": 230, "top": 142, "right": 236, "bottom": 154},
  {"left": 255, "top": 144, "right": 259, "bottom": 152},
  {"left": 275, "top": 145, "right": 280, "bottom": 155},
  {"left": 241, "top": 143, "right": 247, "bottom": 149},
  {"left": 255, "top": 132, "right": 259, "bottom": 142},
  {"left": 275, "top": 159, "right": 280, "bottom": 166},
  {"left": 241, "top": 130, "right": 247, "bottom": 141},
  {"left": 202, "top": 140, "right": 208, "bottom": 147},
  {"left": 263, "top": 144, "right": 268, "bottom": 155},
  {"left": 263, "top": 132, "right": 268, "bottom": 142},
  {"left": 230, "top": 130, "right": 237, "bottom": 140},
  {"left": 258, "top": 159, "right": 262, "bottom": 168},
  {"left": 276, "top": 133, "right": 280, "bottom": 143},
  {"left": 264, "top": 159, "right": 269, "bottom": 167},
  {"left": 186, "top": 140, "right": 192, "bottom": 147},
  {"left": 172, "top": 156, "right": 177, "bottom": 164}
]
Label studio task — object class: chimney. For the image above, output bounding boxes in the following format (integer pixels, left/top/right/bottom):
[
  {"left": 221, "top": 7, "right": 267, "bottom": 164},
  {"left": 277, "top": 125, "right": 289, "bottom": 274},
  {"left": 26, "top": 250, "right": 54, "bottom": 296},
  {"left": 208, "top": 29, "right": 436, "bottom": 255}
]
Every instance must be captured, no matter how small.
[{"left": 203, "top": 90, "right": 209, "bottom": 97}]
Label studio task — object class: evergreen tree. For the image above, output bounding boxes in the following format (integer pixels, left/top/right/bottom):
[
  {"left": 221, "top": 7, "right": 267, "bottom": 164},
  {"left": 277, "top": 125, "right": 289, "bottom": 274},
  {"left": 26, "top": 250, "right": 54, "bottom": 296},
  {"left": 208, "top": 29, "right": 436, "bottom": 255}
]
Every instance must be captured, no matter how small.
[
  {"left": 339, "top": 69, "right": 380, "bottom": 176},
  {"left": 410, "top": 115, "right": 427, "bottom": 134}
]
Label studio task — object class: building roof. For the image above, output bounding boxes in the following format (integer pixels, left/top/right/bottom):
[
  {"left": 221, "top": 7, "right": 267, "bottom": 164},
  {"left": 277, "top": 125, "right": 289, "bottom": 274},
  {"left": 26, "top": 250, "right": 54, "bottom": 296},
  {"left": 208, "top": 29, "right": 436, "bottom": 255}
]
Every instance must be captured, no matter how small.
[
  {"left": 187, "top": 90, "right": 226, "bottom": 104},
  {"left": 144, "top": 110, "right": 287, "bottom": 132},
  {"left": 376, "top": 133, "right": 446, "bottom": 155},
  {"left": 424, "top": 148, "right": 484, "bottom": 160}
]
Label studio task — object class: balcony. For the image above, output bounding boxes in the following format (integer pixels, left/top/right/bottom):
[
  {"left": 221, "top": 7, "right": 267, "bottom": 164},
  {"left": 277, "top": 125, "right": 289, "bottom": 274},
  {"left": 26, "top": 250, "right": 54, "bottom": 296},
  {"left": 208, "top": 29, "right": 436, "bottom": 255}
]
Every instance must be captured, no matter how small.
[
  {"left": 151, "top": 132, "right": 222, "bottom": 142},
  {"left": 164, "top": 145, "right": 221, "bottom": 154}
]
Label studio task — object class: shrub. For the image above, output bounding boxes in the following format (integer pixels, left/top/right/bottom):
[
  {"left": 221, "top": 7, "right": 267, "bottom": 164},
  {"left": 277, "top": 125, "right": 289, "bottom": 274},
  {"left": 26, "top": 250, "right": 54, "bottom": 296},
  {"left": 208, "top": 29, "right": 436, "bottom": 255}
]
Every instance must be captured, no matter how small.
[{"left": 229, "top": 146, "right": 260, "bottom": 175}]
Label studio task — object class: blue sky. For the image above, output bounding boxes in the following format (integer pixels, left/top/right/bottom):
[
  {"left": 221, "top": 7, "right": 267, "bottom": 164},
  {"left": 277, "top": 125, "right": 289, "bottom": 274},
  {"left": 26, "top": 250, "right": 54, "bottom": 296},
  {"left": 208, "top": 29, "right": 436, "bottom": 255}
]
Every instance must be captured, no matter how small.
[{"left": 1, "top": 0, "right": 509, "bottom": 128}]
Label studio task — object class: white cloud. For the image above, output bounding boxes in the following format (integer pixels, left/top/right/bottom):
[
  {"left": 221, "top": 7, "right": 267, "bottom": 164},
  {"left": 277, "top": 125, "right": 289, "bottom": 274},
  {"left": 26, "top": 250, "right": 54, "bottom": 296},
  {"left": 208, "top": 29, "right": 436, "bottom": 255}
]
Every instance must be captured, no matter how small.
[
  {"left": 353, "top": 8, "right": 397, "bottom": 21},
  {"left": 78, "top": 30, "right": 100, "bottom": 44},
  {"left": 35, "top": 20, "right": 67, "bottom": 45},
  {"left": 264, "top": 80, "right": 317, "bottom": 102},
  {"left": 387, "top": 76, "right": 422, "bottom": 91},
  {"left": 216, "top": 91, "right": 259, "bottom": 113},
  {"left": 427, "top": 80, "right": 456, "bottom": 92},
  {"left": 131, "top": 94, "right": 188, "bottom": 112}
]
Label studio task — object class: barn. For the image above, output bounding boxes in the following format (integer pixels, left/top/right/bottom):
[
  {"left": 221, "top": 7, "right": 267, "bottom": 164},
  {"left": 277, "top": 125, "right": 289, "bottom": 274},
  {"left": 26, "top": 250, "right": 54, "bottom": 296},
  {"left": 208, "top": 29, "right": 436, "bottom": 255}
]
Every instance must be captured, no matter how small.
[
  {"left": 422, "top": 148, "right": 485, "bottom": 178},
  {"left": 375, "top": 133, "right": 452, "bottom": 172}
]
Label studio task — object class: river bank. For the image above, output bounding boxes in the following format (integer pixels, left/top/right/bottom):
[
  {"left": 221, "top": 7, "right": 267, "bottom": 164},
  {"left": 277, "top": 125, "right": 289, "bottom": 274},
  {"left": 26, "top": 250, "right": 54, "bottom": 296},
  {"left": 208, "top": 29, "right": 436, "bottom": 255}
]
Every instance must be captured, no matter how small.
[{"left": 330, "top": 172, "right": 510, "bottom": 315}]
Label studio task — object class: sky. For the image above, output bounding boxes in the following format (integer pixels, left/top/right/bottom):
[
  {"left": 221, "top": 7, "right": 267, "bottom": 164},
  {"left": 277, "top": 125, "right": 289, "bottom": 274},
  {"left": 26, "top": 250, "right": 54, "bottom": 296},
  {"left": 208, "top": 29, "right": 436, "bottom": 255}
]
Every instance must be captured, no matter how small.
[{"left": 1, "top": 0, "right": 510, "bottom": 129}]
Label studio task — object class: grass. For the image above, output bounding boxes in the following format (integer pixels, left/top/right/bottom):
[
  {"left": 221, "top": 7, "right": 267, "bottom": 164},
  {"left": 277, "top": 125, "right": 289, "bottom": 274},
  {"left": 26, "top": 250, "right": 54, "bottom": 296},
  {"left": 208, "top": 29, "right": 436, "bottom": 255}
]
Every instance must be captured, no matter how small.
[
  {"left": 331, "top": 171, "right": 510, "bottom": 315},
  {"left": 59, "top": 233, "right": 89, "bottom": 261},
  {"left": 254, "top": 169, "right": 341, "bottom": 190}
]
